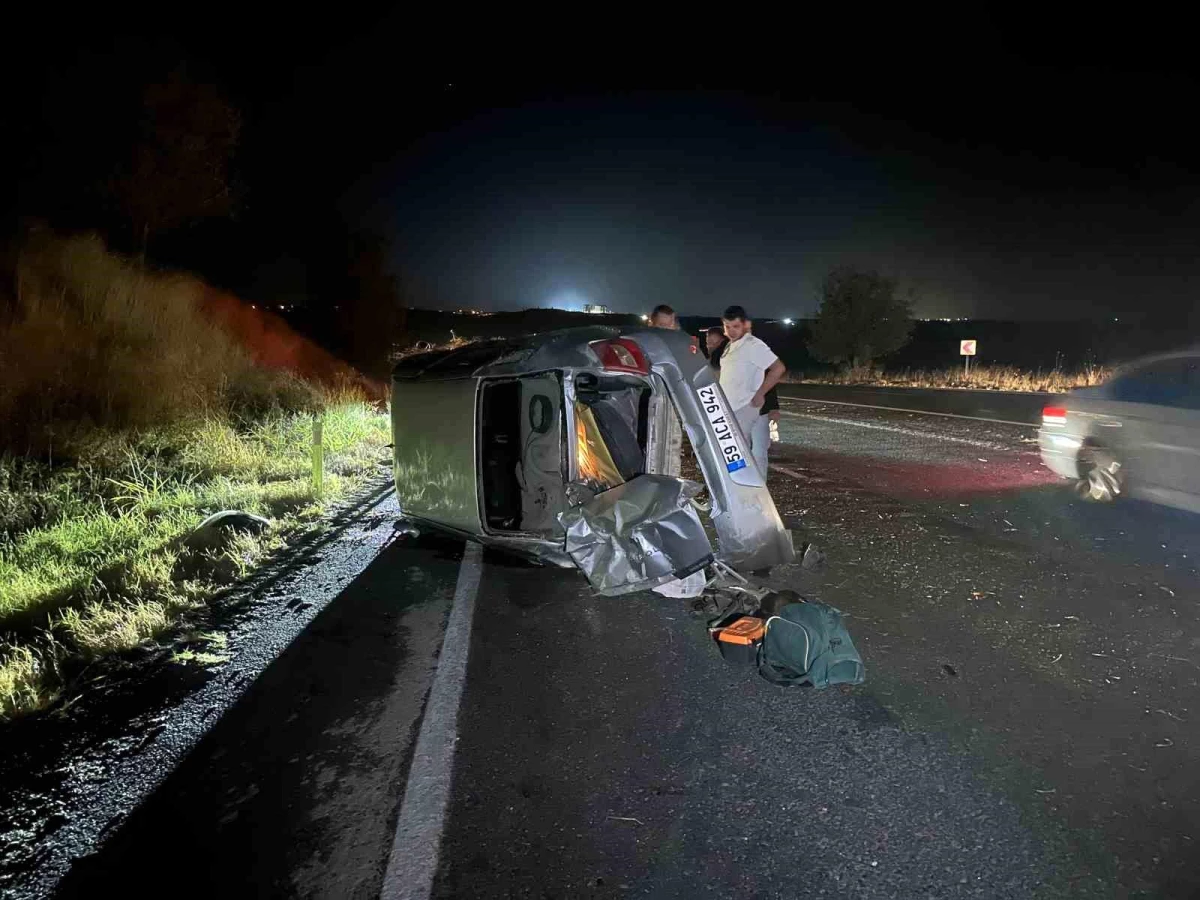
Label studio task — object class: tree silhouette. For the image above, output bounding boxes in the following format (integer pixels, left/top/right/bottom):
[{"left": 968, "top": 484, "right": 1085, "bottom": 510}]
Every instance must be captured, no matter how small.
[
  {"left": 810, "top": 266, "right": 914, "bottom": 368},
  {"left": 108, "top": 68, "right": 241, "bottom": 255},
  {"left": 334, "top": 232, "right": 408, "bottom": 377}
]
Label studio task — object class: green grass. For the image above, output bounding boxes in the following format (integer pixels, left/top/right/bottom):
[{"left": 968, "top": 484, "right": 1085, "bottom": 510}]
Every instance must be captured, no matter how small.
[{"left": 0, "top": 401, "right": 390, "bottom": 721}]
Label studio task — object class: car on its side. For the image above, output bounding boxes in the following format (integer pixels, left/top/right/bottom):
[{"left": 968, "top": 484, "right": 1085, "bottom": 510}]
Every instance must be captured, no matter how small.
[
  {"left": 1039, "top": 350, "right": 1200, "bottom": 511},
  {"left": 390, "top": 326, "right": 794, "bottom": 594}
]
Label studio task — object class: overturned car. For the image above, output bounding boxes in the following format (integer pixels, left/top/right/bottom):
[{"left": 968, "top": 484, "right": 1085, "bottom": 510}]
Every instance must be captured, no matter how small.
[{"left": 390, "top": 327, "right": 794, "bottom": 594}]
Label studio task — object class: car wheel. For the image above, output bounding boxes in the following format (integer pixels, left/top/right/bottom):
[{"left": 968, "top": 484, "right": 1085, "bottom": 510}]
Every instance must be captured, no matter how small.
[{"left": 1076, "top": 445, "right": 1124, "bottom": 502}]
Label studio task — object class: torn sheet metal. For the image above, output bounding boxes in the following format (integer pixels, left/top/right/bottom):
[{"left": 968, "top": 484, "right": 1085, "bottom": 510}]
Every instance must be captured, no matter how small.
[
  {"left": 560, "top": 475, "right": 714, "bottom": 596},
  {"left": 623, "top": 330, "right": 796, "bottom": 572}
]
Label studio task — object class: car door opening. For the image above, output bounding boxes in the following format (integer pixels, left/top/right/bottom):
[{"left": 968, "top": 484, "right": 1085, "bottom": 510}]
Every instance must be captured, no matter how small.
[{"left": 479, "top": 374, "right": 566, "bottom": 537}]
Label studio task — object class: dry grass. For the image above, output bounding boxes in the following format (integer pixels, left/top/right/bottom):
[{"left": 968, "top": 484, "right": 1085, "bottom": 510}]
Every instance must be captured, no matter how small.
[
  {"left": 0, "top": 234, "right": 393, "bottom": 720},
  {"left": 1, "top": 233, "right": 317, "bottom": 455},
  {"left": 798, "top": 363, "right": 1112, "bottom": 393}
]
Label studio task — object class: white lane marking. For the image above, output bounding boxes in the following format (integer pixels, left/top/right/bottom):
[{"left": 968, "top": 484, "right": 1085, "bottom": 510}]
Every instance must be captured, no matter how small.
[
  {"left": 780, "top": 395, "right": 1035, "bottom": 428},
  {"left": 771, "top": 463, "right": 816, "bottom": 482},
  {"left": 778, "top": 409, "right": 1033, "bottom": 453},
  {"left": 380, "top": 541, "right": 484, "bottom": 900}
]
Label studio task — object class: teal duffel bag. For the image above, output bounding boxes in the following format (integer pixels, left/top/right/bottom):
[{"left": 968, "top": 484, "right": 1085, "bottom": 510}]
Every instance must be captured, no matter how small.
[{"left": 758, "top": 601, "right": 865, "bottom": 688}]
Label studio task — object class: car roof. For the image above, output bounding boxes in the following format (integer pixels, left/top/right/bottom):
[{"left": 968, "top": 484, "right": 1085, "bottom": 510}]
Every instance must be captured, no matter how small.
[
  {"left": 391, "top": 327, "right": 626, "bottom": 382},
  {"left": 1114, "top": 347, "right": 1200, "bottom": 376},
  {"left": 391, "top": 338, "right": 525, "bottom": 380}
]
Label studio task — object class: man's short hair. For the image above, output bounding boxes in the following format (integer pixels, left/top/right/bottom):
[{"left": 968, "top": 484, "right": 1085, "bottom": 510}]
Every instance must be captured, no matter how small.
[
  {"left": 722, "top": 305, "right": 749, "bottom": 322},
  {"left": 651, "top": 304, "right": 675, "bottom": 318},
  {"left": 706, "top": 325, "right": 725, "bottom": 337}
]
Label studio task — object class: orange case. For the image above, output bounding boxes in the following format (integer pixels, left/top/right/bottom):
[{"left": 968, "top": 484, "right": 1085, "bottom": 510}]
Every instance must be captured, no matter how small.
[{"left": 717, "top": 616, "right": 765, "bottom": 645}]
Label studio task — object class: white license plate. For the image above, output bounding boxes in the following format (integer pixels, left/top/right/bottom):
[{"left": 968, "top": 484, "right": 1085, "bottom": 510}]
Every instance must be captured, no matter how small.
[{"left": 695, "top": 384, "right": 747, "bottom": 473}]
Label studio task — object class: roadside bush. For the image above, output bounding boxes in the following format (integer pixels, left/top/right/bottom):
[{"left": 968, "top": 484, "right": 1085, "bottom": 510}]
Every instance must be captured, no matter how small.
[
  {"left": 0, "top": 233, "right": 312, "bottom": 455},
  {"left": 0, "top": 233, "right": 394, "bottom": 720},
  {"left": 796, "top": 363, "right": 1111, "bottom": 393}
]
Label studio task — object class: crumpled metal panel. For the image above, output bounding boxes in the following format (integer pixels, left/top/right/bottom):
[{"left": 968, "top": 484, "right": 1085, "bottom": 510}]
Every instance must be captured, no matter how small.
[
  {"left": 627, "top": 329, "right": 796, "bottom": 571},
  {"left": 559, "top": 475, "right": 714, "bottom": 596}
]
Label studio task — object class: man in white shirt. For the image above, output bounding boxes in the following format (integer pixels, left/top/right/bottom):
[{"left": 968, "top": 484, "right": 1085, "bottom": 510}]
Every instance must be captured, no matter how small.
[{"left": 718, "top": 305, "right": 786, "bottom": 476}]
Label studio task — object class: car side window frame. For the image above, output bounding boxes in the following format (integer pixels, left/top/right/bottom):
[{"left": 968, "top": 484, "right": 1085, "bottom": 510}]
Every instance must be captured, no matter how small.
[{"left": 1108, "top": 357, "right": 1200, "bottom": 409}]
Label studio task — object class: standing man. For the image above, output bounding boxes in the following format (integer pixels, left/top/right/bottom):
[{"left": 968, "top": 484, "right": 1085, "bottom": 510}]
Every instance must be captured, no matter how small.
[
  {"left": 718, "top": 305, "right": 786, "bottom": 476},
  {"left": 648, "top": 303, "right": 682, "bottom": 475},
  {"left": 707, "top": 324, "right": 782, "bottom": 451},
  {"left": 704, "top": 324, "right": 726, "bottom": 364},
  {"left": 649, "top": 304, "right": 678, "bottom": 330},
  {"left": 745, "top": 320, "right": 782, "bottom": 445}
]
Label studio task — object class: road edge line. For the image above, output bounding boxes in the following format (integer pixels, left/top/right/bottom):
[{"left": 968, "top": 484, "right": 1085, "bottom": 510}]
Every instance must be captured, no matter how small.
[
  {"left": 379, "top": 540, "right": 483, "bottom": 900},
  {"left": 779, "top": 395, "right": 1035, "bottom": 427},
  {"left": 770, "top": 463, "right": 813, "bottom": 482}
]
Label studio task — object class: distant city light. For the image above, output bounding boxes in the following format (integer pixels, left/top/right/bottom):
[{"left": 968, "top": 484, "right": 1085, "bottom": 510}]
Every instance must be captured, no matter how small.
[
  {"left": 640, "top": 314, "right": 650, "bottom": 322},
  {"left": 783, "top": 318, "right": 794, "bottom": 326},
  {"left": 550, "top": 290, "right": 589, "bottom": 311}
]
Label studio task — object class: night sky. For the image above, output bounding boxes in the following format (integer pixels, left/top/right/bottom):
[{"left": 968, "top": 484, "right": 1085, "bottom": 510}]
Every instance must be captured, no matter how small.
[{"left": 9, "top": 8, "right": 1200, "bottom": 322}]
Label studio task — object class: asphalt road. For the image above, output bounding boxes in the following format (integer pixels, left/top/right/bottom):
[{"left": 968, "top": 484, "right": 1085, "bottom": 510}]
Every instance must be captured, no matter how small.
[
  {"left": 52, "top": 395, "right": 1200, "bottom": 899},
  {"left": 777, "top": 383, "right": 1060, "bottom": 425}
]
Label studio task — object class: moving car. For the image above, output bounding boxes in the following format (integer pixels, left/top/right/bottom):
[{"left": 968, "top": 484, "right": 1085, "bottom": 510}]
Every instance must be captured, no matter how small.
[
  {"left": 390, "top": 327, "right": 794, "bottom": 594},
  {"left": 1039, "top": 350, "right": 1200, "bottom": 511}
]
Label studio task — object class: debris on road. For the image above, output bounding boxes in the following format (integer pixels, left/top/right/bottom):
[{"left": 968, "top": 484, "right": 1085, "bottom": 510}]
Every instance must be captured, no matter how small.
[
  {"left": 756, "top": 600, "right": 865, "bottom": 688},
  {"left": 800, "top": 542, "right": 827, "bottom": 570},
  {"left": 714, "top": 616, "right": 766, "bottom": 664}
]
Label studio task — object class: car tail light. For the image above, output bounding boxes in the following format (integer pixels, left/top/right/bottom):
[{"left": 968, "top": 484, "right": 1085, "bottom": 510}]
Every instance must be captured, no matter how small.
[
  {"left": 1043, "top": 406, "right": 1067, "bottom": 425},
  {"left": 589, "top": 338, "right": 649, "bottom": 374}
]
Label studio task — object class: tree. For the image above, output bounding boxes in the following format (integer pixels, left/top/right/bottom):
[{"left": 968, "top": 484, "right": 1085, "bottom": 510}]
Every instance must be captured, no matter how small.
[
  {"left": 108, "top": 67, "right": 241, "bottom": 255},
  {"left": 333, "top": 232, "right": 408, "bottom": 377},
  {"left": 809, "top": 266, "right": 914, "bottom": 368}
]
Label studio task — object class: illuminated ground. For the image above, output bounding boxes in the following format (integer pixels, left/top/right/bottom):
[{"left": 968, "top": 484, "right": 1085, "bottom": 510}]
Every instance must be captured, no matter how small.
[{"left": 28, "top": 398, "right": 1200, "bottom": 899}]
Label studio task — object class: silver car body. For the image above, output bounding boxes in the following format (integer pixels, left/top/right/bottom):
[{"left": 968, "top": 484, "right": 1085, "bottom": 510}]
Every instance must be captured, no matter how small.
[
  {"left": 391, "top": 326, "right": 794, "bottom": 593},
  {"left": 1039, "top": 350, "right": 1200, "bottom": 512}
]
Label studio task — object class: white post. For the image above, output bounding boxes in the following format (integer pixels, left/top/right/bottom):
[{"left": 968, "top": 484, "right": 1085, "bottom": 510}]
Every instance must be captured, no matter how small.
[{"left": 312, "top": 413, "right": 325, "bottom": 498}]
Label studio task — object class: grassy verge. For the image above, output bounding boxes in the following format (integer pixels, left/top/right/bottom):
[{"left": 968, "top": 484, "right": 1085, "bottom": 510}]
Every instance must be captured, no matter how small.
[
  {"left": 795, "top": 363, "right": 1111, "bottom": 393},
  {"left": 0, "top": 233, "right": 395, "bottom": 721},
  {"left": 0, "top": 397, "right": 390, "bottom": 720}
]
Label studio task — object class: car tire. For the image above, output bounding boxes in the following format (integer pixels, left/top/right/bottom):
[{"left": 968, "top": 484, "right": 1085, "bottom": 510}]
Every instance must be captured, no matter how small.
[{"left": 1076, "top": 444, "right": 1124, "bottom": 502}]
